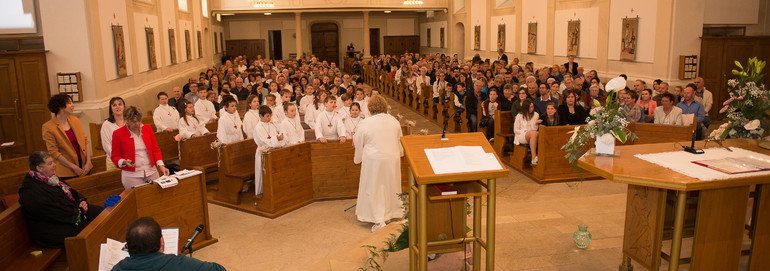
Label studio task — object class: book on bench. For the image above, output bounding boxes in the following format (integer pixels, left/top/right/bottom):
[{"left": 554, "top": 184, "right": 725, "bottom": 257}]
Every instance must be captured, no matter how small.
[{"left": 433, "top": 184, "right": 458, "bottom": 195}]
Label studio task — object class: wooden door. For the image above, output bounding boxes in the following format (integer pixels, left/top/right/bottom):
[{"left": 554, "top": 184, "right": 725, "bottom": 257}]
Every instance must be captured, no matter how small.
[
  {"left": 369, "top": 28, "right": 380, "bottom": 56},
  {"left": 270, "top": 31, "right": 282, "bottom": 60},
  {"left": 383, "top": 36, "right": 420, "bottom": 56},
  {"left": 0, "top": 57, "right": 23, "bottom": 157},
  {"left": 311, "top": 23, "right": 339, "bottom": 65},
  {"left": 699, "top": 38, "right": 724, "bottom": 119},
  {"left": 225, "top": 39, "right": 266, "bottom": 59},
  {"left": 0, "top": 52, "right": 50, "bottom": 158}
]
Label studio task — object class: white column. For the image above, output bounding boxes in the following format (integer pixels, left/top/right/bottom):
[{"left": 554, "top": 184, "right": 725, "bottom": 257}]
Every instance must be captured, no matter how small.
[
  {"left": 363, "top": 11, "right": 370, "bottom": 59},
  {"left": 295, "top": 12, "right": 302, "bottom": 59}
]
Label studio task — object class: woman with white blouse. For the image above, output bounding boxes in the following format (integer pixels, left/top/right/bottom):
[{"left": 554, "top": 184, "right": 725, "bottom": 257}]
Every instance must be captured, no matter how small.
[
  {"left": 100, "top": 97, "right": 125, "bottom": 170},
  {"left": 513, "top": 99, "right": 541, "bottom": 165}
]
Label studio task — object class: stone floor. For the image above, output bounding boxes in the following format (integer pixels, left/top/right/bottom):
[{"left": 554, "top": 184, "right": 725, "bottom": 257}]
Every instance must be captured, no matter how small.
[{"left": 191, "top": 93, "right": 644, "bottom": 271}]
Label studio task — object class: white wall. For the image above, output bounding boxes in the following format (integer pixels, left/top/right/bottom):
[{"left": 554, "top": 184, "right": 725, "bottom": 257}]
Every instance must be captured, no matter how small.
[
  {"left": 98, "top": 0, "right": 133, "bottom": 80},
  {"left": 704, "top": 0, "right": 760, "bottom": 24},
  {"left": 133, "top": 13, "right": 162, "bottom": 72},
  {"left": 420, "top": 21, "right": 447, "bottom": 47},
  {"left": 39, "top": 0, "right": 96, "bottom": 99},
  {"left": 161, "top": 0, "right": 178, "bottom": 66},
  {"left": 553, "top": 8, "right": 599, "bottom": 59},
  {"left": 386, "top": 18, "right": 416, "bottom": 36},
  {"left": 229, "top": 21, "right": 261, "bottom": 39},
  {"left": 608, "top": 0, "right": 657, "bottom": 62},
  {"left": 520, "top": 0, "right": 546, "bottom": 55},
  {"left": 489, "top": 15, "right": 515, "bottom": 53},
  {"left": 469, "top": 0, "right": 487, "bottom": 51}
]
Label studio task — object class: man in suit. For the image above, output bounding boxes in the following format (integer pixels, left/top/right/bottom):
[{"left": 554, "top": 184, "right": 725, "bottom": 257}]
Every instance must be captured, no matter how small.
[
  {"left": 563, "top": 55, "right": 579, "bottom": 75},
  {"left": 497, "top": 48, "right": 508, "bottom": 64}
]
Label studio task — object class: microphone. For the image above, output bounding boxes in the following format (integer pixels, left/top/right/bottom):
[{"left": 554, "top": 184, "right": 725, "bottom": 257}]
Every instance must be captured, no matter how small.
[
  {"left": 683, "top": 128, "right": 704, "bottom": 154},
  {"left": 181, "top": 224, "right": 205, "bottom": 255},
  {"left": 442, "top": 110, "right": 455, "bottom": 140}
]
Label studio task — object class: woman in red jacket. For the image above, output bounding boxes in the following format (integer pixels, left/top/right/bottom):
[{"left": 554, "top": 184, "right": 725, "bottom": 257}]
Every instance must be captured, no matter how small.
[{"left": 111, "top": 106, "right": 169, "bottom": 189}]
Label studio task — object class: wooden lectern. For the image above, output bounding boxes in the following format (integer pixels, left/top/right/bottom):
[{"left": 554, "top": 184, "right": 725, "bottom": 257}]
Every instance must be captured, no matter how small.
[
  {"left": 578, "top": 139, "right": 770, "bottom": 271},
  {"left": 402, "top": 132, "right": 509, "bottom": 271}
]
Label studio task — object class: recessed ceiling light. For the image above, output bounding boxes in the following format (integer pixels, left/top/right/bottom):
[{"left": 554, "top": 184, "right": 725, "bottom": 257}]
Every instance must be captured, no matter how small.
[
  {"left": 384, "top": 11, "right": 391, "bottom": 13},
  {"left": 264, "top": 13, "right": 272, "bottom": 15},
  {"left": 220, "top": 13, "right": 235, "bottom": 16}
]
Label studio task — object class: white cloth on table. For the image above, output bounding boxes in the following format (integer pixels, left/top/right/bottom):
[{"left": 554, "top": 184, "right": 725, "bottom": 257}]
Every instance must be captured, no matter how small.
[
  {"left": 242, "top": 110, "right": 260, "bottom": 139},
  {"left": 513, "top": 112, "right": 540, "bottom": 145},
  {"left": 353, "top": 113, "right": 404, "bottom": 224},
  {"left": 217, "top": 111, "right": 244, "bottom": 144},
  {"left": 153, "top": 104, "right": 180, "bottom": 132},
  {"left": 633, "top": 147, "right": 770, "bottom": 181},
  {"left": 253, "top": 121, "right": 285, "bottom": 195}
]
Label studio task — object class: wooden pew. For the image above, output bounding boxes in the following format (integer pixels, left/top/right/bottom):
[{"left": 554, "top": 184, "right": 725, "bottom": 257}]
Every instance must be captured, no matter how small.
[
  {"left": 257, "top": 142, "right": 314, "bottom": 217},
  {"left": 67, "top": 169, "right": 125, "bottom": 207},
  {"left": 0, "top": 204, "right": 63, "bottom": 271},
  {"left": 215, "top": 139, "right": 257, "bottom": 205},
  {"left": 178, "top": 132, "right": 219, "bottom": 182},
  {"left": 311, "top": 141, "right": 360, "bottom": 199},
  {"left": 493, "top": 110, "right": 515, "bottom": 160},
  {"left": 628, "top": 119, "right": 697, "bottom": 145},
  {"left": 64, "top": 173, "right": 216, "bottom": 271},
  {"left": 0, "top": 156, "right": 29, "bottom": 176},
  {"left": 0, "top": 154, "right": 109, "bottom": 197}
]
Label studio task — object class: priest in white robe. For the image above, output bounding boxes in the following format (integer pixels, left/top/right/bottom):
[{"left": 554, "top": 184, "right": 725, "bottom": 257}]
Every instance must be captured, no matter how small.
[{"left": 353, "top": 95, "right": 404, "bottom": 232}]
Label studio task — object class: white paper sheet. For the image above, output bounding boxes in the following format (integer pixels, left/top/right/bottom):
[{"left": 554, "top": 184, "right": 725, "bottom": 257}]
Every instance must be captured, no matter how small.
[
  {"left": 0, "top": 141, "right": 13, "bottom": 147},
  {"left": 424, "top": 146, "right": 503, "bottom": 174},
  {"left": 162, "top": 228, "right": 179, "bottom": 255},
  {"left": 172, "top": 169, "right": 202, "bottom": 179},
  {"left": 153, "top": 176, "right": 179, "bottom": 189},
  {"left": 98, "top": 238, "right": 129, "bottom": 271}
]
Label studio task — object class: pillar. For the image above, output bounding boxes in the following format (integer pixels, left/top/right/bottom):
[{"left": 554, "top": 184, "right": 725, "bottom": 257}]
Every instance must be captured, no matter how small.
[
  {"left": 295, "top": 12, "right": 302, "bottom": 59},
  {"left": 363, "top": 11, "right": 370, "bottom": 59}
]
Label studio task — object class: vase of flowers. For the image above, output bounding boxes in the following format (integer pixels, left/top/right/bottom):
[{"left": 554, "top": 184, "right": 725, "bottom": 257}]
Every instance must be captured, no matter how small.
[
  {"left": 562, "top": 77, "right": 638, "bottom": 165},
  {"left": 711, "top": 57, "right": 769, "bottom": 141}
]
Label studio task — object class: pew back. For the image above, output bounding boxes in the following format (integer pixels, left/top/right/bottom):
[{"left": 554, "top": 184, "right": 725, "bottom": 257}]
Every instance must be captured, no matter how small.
[
  {"left": 67, "top": 169, "right": 124, "bottom": 207},
  {"left": 0, "top": 154, "right": 109, "bottom": 197},
  {"left": 215, "top": 139, "right": 257, "bottom": 204},
  {"left": 259, "top": 142, "right": 314, "bottom": 215},
  {"left": 179, "top": 132, "right": 219, "bottom": 171},
  {"left": 0, "top": 204, "right": 63, "bottom": 271},
  {"left": 628, "top": 121, "right": 695, "bottom": 145}
]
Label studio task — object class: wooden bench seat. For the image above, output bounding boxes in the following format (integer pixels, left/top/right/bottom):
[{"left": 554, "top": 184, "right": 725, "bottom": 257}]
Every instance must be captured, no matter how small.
[
  {"left": 179, "top": 132, "right": 219, "bottom": 182},
  {"left": 0, "top": 204, "right": 63, "bottom": 271},
  {"left": 215, "top": 139, "right": 256, "bottom": 205},
  {"left": 493, "top": 110, "right": 516, "bottom": 159}
]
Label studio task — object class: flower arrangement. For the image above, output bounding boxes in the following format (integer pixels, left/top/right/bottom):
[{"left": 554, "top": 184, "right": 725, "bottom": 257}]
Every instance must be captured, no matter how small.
[
  {"left": 711, "top": 57, "right": 769, "bottom": 140},
  {"left": 418, "top": 128, "right": 429, "bottom": 135},
  {"left": 209, "top": 139, "right": 223, "bottom": 150},
  {"left": 561, "top": 88, "right": 638, "bottom": 165}
]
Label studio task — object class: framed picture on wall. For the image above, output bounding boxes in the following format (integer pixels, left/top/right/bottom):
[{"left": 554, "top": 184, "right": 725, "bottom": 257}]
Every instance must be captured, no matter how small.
[
  {"left": 440, "top": 27, "right": 445, "bottom": 48},
  {"left": 427, "top": 28, "right": 431, "bottom": 47},
  {"left": 219, "top": 32, "right": 224, "bottom": 54},
  {"left": 527, "top": 22, "right": 537, "bottom": 54},
  {"left": 112, "top": 25, "right": 127, "bottom": 77},
  {"left": 184, "top": 29, "right": 191, "bottom": 61},
  {"left": 197, "top": 30, "right": 202, "bottom": 58},
  {"left": 169, "top": 29, "right": 177, "bottom": 64},
  {"left": 474, "top": 25, "right": 481, "bottom": 50},
  {"left": 214, "top": 31, "right": 218, "bottom": 53},
  {"left": 620, "top": 18, "right": 638, "bottom": 61},
  {"left": 567, "top": 20, "right": 580, "bottom": 56},
  {"left": 145, "top": 27, "right": 157, "bottom": 70},
  {"left": 497, "top": 24, "right": 505, "bottom": 51}
]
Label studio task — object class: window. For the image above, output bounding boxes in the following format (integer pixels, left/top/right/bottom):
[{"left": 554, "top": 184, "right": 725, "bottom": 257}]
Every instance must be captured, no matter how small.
[
  {"left": 202, "top": 0, "right": 208, "bottom": 17},
  {"left": 178, "top": 0, "right": 188, "bottom": 12}
]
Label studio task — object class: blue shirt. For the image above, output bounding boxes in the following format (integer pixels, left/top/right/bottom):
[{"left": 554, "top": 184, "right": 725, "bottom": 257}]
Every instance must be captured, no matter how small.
[
  {"left": 677, "top": 100, "right": 705, "bottom": 124},
  {"left": 533, "top": 96, "right": 558, "bottom": 115}
]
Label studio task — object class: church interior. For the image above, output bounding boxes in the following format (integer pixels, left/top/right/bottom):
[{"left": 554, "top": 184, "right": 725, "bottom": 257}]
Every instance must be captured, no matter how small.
[{"left": 1, "top": 0, "right": 770, "bottom": 270}]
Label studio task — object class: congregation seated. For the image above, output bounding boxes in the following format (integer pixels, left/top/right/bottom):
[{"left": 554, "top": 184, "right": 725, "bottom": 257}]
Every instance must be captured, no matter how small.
[
  {"left": 112, "top": 216, "right": 225, "bottom": 271},
  {"left": 637, "top": 89, "right": 657, "bottom": 119},
  {"left": 557, "top": 90, "right": 587, "bottom": 125},
  {"left": 513, "top": 99, "right": 540, "bottom": 165},
  {"left": 538, "top": 102, "right": 561, "bottom": 127},
  {"left": 654, "top": 93, "right": 684, "bottom": 125},
  {"left": 620, "top": 90, "right": 645, "bottom": 123},
  {"left": 18, "top": 151, "right": 102, "bottom": 248}
]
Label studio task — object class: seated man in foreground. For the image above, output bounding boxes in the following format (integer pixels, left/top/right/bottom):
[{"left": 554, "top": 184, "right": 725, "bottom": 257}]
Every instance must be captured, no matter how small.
[{"left": 112, "top": 217, "right": 225, "bottom": 271}]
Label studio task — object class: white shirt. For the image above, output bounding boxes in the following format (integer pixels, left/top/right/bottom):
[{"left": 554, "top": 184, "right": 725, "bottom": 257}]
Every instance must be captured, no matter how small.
[
  {"left": 270, "top": 103, "right": 286, "bottom": 125},
  {"left": 242, "top": 110, "right": 260, "bottom": 139},
  {"left": 178, "top": 115, "right": 209, "bottom": 139},
  {"left": 338, "top": 106, "right": 351, "bottom": 121},
  {"left": 217, "top": 110, "right": 244, "bottom": 144},
  {"left": 314, "top": 110, "right": 346, "bottom": 140},
  {"left": 253, "top": 121, "right": 285, "bottom": 149},
  {"left": 281, "top": 116, "right": 305, "bottom": 146},
  {"left": 299, "top": 95, "right": 315, "bottom": 115},
  {"left": 100, "top": 120, "right": 122, "bottom": 159},
  {"left": 153, "top": 104, "right": 180, "bottom": 132},
  {"left": 433, "top": 81, "right": 447, "bottom": 98},
  {"left": 513, "top": 112, "right": 540, "bottom": 145},
  {"left": 304, "top": 104, "right": 323, "bottom": 130},
  {"left": 353, "top": 98, "right": 369, "bottom": 118},
  {"left": 194, "top": 99, "right": 217, "bottom": 124},
  {"left": 343, "top": 116, "right": 363, "bottom": 139}
]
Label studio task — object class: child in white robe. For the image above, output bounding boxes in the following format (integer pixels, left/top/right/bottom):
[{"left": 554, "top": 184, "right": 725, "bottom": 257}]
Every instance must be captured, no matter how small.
[
  {"left": 262, "top": 81, "right": 280, "bottom": 105},
  {"left": 194, "top": 89, "right": 218, "bottom": 124},
  {"left": 343, "top": 102, "right": 363, "bottom": 139},
  {"left": 153, "top": 92, "right": 180, "bottom": 132},
  {"left": 338, "top": 93, "right": 353, "bottom": 121},
  {"left": 241, "top": 94, "right": 261, "bottom": 139},
  {"left": 298, "top": 85, "right": 315, "bottom": 115},
  {"left": 178, "top": 100, "right": 210, "bottom": 139},
  {"left": 304, "top": 91, "right": 327, "bottom": 130},
  {"left": 217, "top": 96, "right": 244, "bottom": 144},
  {"left": 253, "top": 105, "right": 285, "bottom": 196},
  {"left": 353, "top": 89, "right": 369, "bottom": 118},
  {"left": 280, "top": 103, "right": 305, "bottom": 146},
  {"left": 314, "top": 96, "right": 347, "bottom": 143}
]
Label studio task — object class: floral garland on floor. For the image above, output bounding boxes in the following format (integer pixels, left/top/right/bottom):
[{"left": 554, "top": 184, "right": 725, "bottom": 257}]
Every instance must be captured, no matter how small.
[{"left": 710, "top": 57, "right": 769, "bottom": 140}]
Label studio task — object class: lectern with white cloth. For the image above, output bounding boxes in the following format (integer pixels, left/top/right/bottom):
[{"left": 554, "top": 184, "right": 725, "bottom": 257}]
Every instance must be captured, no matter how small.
[
  {"left": 402, "top": 132, "right": 509, "bottom": 271},
  {"left": 578, "top": 139, "right": 770, "bottom": 271}
]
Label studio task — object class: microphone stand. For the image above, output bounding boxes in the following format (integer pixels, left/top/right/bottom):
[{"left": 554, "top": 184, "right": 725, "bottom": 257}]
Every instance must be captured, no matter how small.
[
  {"left": 683, "top": 127, "right": 704, "bottom": 154},
  {"left": 441, "top": 110, "right": 455, "bottom": 141}
]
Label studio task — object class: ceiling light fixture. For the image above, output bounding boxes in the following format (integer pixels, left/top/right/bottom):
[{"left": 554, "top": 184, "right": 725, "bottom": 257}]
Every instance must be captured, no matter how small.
[
  {"left": 403, "top": 0, "right": 424, "bottom": 5},
  {"left": 264, "top": 13, "right": 272, "bottom": 15},
  {"left": 251, "top": 0, "right": 275, "bottom": 8},
  {"left": 384, "top": 10, "right": 392, "bottom": 13}
]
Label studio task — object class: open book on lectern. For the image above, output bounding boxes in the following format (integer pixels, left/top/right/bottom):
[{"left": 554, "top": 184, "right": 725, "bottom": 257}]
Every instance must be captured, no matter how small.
[{"left": 424, "top": 146, "right": 503, "bottom": 175}]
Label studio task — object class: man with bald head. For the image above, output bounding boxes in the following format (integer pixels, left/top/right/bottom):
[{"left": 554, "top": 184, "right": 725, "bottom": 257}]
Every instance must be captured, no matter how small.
[
  {"left": 231, "top": 77, "right": 249, "bottom": 100},
  {"left": 652, "top": 82, "right": 678, "bottom": 105},
  {"left": 168, "top": 86, "right": 185, "bottom": 113},
  {"left": 693, "top": 77, "right": 713, "bottom": 113}
]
